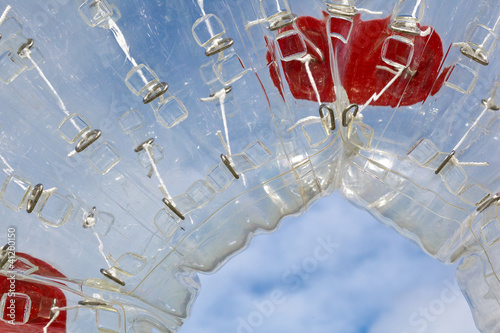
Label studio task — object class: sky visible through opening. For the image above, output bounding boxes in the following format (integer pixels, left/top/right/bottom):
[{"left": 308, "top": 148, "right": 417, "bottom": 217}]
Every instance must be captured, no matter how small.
[{"left": 183, "top": 193, "right": 479, "bottom": 333}]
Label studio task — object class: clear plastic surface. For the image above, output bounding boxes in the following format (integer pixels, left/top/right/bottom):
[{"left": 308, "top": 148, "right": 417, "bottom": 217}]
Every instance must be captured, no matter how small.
[{"left": 0, "top": 0, "right": 497, "bottom": 332}]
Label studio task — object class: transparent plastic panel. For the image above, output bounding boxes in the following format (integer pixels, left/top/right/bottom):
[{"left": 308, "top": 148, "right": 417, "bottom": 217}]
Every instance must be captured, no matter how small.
[
  {"left": 59, "top": 113, "right": 91, "bottom": 143},
  {"left": 0, "top": 17, "right": 23, "bottom": 40},
  {"left": 482, "top": 218, "right": 500, "bottom": 247},
  {"left": 327, "top": 15, "right": 353, "bottom": 44},
  {"left": 155, "top": 96, "right": 189, "bottom": 129},
  {"left": 407, "top": 138, "right": 440, "bottom": 166},
  {"left": 95, "top": 307, "right": 121, "bottom": 333},
  {"left": 0, "top": 51, "right": 26, "bottom": 84},
  {"left": 302, "top": 120, "right": 330, "bottom": 148},
  {"left": 242, "top": 141, "right": 273, "bottom": 168},
  {"left": 468, "top": 24, "right": 498, "bottom": 56},
  {"left": 393, "top": 0, "right": 425, "bottom": 23},
  {"left": 0, "top": 292, "right": 31, "bottom": 325},
  {"left": 118, "top": 109, "right": 144, "bottom": 134},
  {"left": 459, "top": 184, "right": 491, "bottom": 207},
  {"left": 275, "top": 29, "right": 307, "bottom": 61},
  {"left": 192, "top": 14, "right": 226, "bottom": 47},
  {"left": 213, "top": 53, "right": 248, "bottom": 85},
  {"left": 125, "top": 64, "right": 159, "bottom": 96},
  {"left": 444, "top": 63, "right": 479, "bottom": 94},
  {"left": 88, "top": 142, "right": 121, "bottom": 175},
  {"left": 0, "top": 175, "right": 31, "bottom": 212},
  {"left": 36, "top": 192, "right": 74, "bottom": 227},
  {"left": 185, "top": 180, "right": 215, "bottom": 208},
  {"left": 206, "top": 163, "right": 234, "bottom": 193},
  {"left": 259, "top": 0, "right": 291, "bottom": 19},
  {"left": 381, "top": 35, "right": 414, "bottom": 69},
  {"left": 154, "top": 208, "right": 180, "bottom": 239},
  {"left": 0, "top": 0, "right": 498, "bottom": 332},
  {"left": 390, "top": 0, "right": 426, "bottom": 35},
  {"left": 78, "top": 0, "right": 114, "bottom": 27}
]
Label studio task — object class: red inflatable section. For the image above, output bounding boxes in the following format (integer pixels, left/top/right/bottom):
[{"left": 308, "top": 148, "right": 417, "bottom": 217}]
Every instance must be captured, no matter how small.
[
  {"left": 0, "top": 253, "right": 66, "bottom": 333},
  {"left": 266, "top": 12, "right": 452, "bottom": 107}
]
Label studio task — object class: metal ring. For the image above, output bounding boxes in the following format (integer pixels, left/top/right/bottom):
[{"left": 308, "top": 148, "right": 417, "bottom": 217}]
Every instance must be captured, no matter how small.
[
  {"left": 26, "top": 183, "right": 44, "bottom": 214},
  {"left": 342, "top": 104, "right": 359, "bottom": 127},
  {"left": 319, "top": 104, "right": 336, "bottom": 131},
  {"left": 221, "top": 154, "right": 239, "bottom": 179},
  {"left": 49, "top": 299, "right": 58, "bottom": 319},
  {"left": 83, "top": 207, "right": 97, "bottom": 228},
  {"left": 162, "top": 198, "right": 185, "bottom": 220},
  {"left": 435, "top": 150, "right": 455, "bottom": 175},
  {"left": 134, "top": 138, "right": 155, "bottom": 153},
  {"left": 205, "top": 38, "right": 234, "bottom": 57},
  {"left": 17, "top": 38, "right": 34, "bottom": 55},
  {"left": 460, "top": 46, "right": 489, "bottom": 66},
  {"left": 143, "top": 82, "right": 169, "bottom": 104},
  {"left": 78, "top": 300, "right": 107, "bottom": 307},
  {"left": 0, "top": 244, "right": 9, "bottom": 268},
  {"left": 75, "top": 129, "right": 102, "bottom": 153},
  {"left": 477, "top": 193, "right": 500, "bottom": 213},
  {"left": 482, "top": 98, "right": 499, "bottom": 111},
  {"left": 100, "top": 268, "right": 125, "bottom": 286},
  {"left": 89, "top": 0, "right": 102, "bottom": 8},
  {"left": 210, "top": 86, "right": 233, "bottom": 98},
  {"left": 269, "top": 13, "right": 297, "bottom": 31}
]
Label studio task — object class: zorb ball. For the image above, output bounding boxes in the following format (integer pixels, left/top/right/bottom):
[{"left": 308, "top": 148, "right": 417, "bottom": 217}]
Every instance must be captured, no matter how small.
[{"left": 0, "top": 0, "right": 497, "bottom": 332}]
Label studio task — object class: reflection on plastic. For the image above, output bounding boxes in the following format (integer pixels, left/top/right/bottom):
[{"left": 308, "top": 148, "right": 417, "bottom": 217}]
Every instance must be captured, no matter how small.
[{"left": 0, "top": 0, "right": 498, "bottom": 333}]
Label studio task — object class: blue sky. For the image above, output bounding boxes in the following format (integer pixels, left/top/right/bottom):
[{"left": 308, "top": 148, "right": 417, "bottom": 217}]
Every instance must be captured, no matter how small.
[{"left": 182, "top": 192, "right": 479, "bottom": 333}]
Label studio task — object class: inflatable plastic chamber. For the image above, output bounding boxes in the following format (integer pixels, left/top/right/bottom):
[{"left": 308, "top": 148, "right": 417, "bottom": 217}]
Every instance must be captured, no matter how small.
[{"left": 0, "top": 0, "right": 498, "bottom": 332}]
